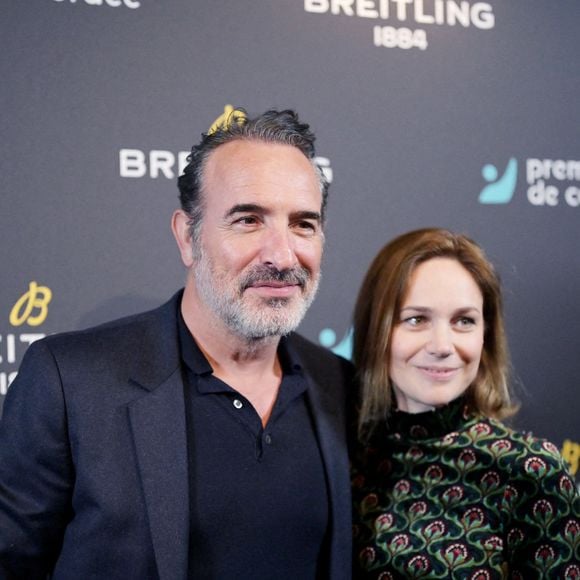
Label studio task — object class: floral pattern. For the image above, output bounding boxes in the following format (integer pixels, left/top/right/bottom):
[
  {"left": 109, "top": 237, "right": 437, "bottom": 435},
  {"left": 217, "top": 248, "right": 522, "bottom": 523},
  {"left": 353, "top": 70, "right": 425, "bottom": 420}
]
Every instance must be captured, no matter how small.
[{"left": 352, "top": 397, "right": 580, "bottom": 578}]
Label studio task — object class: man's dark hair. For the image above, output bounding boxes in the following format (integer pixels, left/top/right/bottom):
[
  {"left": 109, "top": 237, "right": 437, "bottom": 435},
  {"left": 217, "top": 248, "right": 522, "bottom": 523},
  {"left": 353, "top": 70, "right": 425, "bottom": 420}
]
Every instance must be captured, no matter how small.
[{"left": 177, "top": 108, "right": 329, "bottom": 245}]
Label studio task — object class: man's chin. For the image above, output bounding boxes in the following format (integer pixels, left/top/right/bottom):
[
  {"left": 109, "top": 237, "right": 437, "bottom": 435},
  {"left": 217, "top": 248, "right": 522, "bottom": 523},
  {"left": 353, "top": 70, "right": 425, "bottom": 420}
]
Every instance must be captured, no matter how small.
[
  {"left": 232, "top": 310, "right": 306, "bottom": 340},
  {"left": 263, "top": 297, "right": 291, "bottom": 309}
]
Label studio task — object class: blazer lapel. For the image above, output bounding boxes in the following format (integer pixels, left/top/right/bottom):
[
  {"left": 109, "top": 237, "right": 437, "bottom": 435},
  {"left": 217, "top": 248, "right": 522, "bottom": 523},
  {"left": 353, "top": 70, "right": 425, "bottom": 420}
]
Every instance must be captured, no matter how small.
[
  {"left": 128, "top": 370, "right": 189, "bottom": 580},
  {"left": 126, "top": 293, "right": 190, "bottom": 580},
  {"left": 305, "top": 366, "right": 352, "bottom": 580}
]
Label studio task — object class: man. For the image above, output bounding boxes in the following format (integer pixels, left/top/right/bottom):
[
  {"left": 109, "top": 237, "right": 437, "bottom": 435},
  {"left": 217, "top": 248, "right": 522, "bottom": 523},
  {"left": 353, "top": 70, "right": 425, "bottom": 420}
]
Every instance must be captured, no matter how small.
[{"left": 0, "top": 110, "right": 353, "bottom": 579}]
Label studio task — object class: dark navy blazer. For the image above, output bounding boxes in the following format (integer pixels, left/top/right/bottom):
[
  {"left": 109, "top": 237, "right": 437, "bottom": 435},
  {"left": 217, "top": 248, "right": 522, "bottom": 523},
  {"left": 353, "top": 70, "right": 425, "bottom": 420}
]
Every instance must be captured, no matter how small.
[{"left": 0, "top": 292, "right": 353, "bottom": 579}]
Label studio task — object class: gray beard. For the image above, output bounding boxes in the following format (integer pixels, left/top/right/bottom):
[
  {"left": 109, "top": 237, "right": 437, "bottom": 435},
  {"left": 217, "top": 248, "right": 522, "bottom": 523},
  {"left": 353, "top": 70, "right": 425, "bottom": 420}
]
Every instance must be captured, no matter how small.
[{"left": 193, "top": 254, "right": 319, "bottom": 340}]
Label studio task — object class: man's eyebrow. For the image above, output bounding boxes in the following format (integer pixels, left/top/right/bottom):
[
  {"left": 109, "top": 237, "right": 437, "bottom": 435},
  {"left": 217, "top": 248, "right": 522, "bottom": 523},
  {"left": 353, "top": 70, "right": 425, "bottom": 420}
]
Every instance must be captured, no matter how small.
[
  {"left": 224, "top": 205, "right": 322, "bottom": 223},
  {"left": 224, "top": 204, "right": 265, "bottom": 218},
  {"left": 292, "top": 210, "right": 322, "bottom": 222}
]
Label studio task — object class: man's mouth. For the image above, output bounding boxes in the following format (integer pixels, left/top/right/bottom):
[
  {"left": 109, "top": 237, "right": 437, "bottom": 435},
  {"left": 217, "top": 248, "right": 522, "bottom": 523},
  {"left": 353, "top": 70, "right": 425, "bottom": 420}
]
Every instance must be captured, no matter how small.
[
  {"left": 246, "top": 281, "right": 301, "bottom": 297},
  {"left": 251, "top": 280, "right": 299, "bottom": 288}
]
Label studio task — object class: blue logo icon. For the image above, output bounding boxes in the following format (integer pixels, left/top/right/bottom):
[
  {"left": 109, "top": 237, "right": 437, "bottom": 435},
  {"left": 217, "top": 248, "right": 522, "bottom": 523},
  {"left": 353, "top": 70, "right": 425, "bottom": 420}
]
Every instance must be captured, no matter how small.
[
  {"left": 318, "top": 327, "right": 353, "bottom": 361},
  {"left": 478, "top": 158, "right": 518, "bottom": 204}
]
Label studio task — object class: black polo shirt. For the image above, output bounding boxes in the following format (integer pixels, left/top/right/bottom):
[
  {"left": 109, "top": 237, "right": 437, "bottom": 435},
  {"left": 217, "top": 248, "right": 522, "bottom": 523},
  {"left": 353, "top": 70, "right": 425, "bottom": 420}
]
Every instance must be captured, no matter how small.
[{"left": 178, "top": 314, "right": 329, "bottom": 579}]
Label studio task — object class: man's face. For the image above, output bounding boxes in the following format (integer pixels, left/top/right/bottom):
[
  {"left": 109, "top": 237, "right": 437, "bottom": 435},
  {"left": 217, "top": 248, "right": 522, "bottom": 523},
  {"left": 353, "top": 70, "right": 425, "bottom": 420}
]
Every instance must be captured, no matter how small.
[{"left": 192, "top": 140, "right": 324, "bottom": 340}]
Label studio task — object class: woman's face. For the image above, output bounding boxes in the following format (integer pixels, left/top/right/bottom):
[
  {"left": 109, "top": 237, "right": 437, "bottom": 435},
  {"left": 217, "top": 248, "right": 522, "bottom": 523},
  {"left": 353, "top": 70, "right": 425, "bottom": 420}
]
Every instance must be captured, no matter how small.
[{"left": 389, "top": 257, "right": 485, "bottom": 414}]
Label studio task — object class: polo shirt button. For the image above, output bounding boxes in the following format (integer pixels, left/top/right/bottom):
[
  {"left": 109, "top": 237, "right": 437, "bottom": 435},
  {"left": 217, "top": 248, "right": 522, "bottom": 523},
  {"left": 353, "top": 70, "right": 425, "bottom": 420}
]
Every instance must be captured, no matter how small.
[
  {"left": 264, "top": 434, "right": 272, "bottom": 445},
  {"left": 233, "top": 399, "right": 243, "bottom": 409}
]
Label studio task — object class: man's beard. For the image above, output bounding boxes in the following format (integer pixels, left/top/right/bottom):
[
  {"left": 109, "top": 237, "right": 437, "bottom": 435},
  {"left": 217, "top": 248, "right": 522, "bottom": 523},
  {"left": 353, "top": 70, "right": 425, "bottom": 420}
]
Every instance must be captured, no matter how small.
[{"left": 192, "top": 249, "right": 319, "bottom": 340}]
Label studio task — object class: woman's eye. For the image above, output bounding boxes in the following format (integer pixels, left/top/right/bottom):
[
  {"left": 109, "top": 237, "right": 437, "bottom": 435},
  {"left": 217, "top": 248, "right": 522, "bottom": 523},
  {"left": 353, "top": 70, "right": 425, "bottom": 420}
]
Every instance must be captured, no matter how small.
[
  {"left": 404, "top": 315, "right": 425, "bottom": 326},
  {"left": 456, "top": 316, "right": 476, "bottom": 327}
]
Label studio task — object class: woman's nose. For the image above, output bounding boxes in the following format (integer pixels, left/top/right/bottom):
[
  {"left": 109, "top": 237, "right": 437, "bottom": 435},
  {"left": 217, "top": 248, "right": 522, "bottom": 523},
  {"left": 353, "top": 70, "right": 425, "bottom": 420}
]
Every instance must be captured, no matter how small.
[{"left": 426, "top": 324, "right": 454, "bottom": 357}]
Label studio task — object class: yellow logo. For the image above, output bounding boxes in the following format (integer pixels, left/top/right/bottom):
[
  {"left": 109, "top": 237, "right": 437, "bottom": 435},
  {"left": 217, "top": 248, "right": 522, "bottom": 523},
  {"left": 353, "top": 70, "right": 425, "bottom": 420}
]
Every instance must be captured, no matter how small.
[
  {"left": 562, "top": 440, "right": 579, "bottom": 476},
  {"left": 9, "top": 282, "right": 53, "bottom": 327},
  {"left": 207, "top": 105, "right": 246, "bottom": 135}
]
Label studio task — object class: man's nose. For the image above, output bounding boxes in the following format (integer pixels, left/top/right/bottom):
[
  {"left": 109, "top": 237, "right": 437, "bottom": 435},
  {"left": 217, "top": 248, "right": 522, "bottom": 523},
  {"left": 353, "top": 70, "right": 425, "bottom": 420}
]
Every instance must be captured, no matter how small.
[
  {"left": 426, "top": 323, "right": 454, "bottom": 357},
  {"left": 261, "top": 227, "right": 298, "bottom": 270}
]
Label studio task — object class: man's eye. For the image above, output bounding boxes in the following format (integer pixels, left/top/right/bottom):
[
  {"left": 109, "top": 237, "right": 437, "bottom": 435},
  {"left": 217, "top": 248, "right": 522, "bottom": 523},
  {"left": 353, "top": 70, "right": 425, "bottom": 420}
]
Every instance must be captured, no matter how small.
[
  {"left": 294, "top": 221, "right": 317, "bottom": 233},
  {"left": 236, "top": 216, "right": 259, "bottom": 225}
]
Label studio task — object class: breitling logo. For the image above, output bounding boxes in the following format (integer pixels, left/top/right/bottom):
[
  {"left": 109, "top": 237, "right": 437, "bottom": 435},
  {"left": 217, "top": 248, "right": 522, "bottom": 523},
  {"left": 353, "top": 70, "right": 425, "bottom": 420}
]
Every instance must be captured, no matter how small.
[
  {"left": 1, "top": 282, "right": 50, "bottom": 395},
  {"left": 208, "top": 105, "right": 247, "bottom": 135},
  {"left": 9, "top": 281, "right": 52, "bottom": 327}
]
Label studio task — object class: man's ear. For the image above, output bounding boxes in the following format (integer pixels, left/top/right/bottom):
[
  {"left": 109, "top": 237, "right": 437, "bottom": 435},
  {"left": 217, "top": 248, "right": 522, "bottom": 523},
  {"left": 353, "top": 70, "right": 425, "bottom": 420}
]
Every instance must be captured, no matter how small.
[{"left": 171, "top": 209, "right": 196, "bottom": 267}]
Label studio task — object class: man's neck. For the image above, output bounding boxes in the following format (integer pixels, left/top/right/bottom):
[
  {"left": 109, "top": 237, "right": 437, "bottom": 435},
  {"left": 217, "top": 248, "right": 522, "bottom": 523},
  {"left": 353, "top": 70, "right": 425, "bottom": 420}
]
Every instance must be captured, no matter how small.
[{"left": 180, "top": 284, "right": 284, "bottom": 425}]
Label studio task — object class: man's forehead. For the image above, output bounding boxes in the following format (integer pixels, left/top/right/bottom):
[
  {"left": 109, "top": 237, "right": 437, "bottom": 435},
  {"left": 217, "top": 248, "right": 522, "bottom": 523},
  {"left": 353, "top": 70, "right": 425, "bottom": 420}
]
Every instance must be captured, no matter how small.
[
  {"left": 205, "top": 139, "right": 312, "bottom": 173},
  {"left": 202, "top": 140, "right": 321, "bottom": 206}
]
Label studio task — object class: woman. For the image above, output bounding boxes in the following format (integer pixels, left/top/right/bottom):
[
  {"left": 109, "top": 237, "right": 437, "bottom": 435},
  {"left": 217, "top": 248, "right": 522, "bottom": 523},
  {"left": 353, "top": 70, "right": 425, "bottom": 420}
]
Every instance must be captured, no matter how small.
[{"left": 351, "top": 228, "right": 579, "bottom": 578}]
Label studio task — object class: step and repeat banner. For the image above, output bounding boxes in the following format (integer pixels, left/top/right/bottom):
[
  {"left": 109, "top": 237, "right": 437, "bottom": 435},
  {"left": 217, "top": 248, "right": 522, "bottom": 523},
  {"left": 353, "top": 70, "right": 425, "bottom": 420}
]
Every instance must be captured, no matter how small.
[{"left": 1, "top": 1, "right": 578, "bottom": 485}]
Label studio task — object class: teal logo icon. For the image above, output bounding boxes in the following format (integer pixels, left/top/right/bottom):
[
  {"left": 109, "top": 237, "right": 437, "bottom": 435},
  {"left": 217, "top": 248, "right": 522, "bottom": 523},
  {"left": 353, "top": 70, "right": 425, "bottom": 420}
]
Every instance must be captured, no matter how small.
[
  {"left": 319, "top": 327, "right": 353, "bottom": 361},
  {"left": 478, "top": 158, "right": 518, "bottom": 204}
]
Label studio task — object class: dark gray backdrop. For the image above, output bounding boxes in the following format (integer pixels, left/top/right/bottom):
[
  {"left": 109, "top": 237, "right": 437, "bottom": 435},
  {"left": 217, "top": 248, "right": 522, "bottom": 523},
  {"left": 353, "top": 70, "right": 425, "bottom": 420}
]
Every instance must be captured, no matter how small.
[{"left": 1, "top": 0, "right": 578, "bottom": 484}]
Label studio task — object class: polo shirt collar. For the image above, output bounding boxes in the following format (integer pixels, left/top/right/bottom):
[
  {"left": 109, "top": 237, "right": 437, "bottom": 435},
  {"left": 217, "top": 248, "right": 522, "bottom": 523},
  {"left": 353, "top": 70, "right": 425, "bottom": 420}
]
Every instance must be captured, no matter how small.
[{"left": 177, "top": 310, "right": 305, "bottom": 382}]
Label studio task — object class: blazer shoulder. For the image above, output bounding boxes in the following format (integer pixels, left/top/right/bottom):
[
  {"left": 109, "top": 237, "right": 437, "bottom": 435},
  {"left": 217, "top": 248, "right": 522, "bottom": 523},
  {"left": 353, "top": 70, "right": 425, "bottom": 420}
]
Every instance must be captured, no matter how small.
[
  {"left": 21, "top": 293, "right": 182, "bottom": 390},
  {"left": 41, "top": 292, "right": 180, "bottom": 356}
]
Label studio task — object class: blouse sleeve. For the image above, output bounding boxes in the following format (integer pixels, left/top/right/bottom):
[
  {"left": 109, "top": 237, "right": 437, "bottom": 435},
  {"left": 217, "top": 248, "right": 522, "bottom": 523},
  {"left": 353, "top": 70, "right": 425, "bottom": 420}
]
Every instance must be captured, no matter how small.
[{"left": 501, "top": 435, "right": 580, "bottom": 578}]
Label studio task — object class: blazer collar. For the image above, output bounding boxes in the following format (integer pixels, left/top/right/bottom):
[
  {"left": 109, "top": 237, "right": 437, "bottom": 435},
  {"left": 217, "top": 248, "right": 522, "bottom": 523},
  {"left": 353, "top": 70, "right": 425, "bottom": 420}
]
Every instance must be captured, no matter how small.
[{"left": 126, "top": 290, "right": 184, "bottom": 392}]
